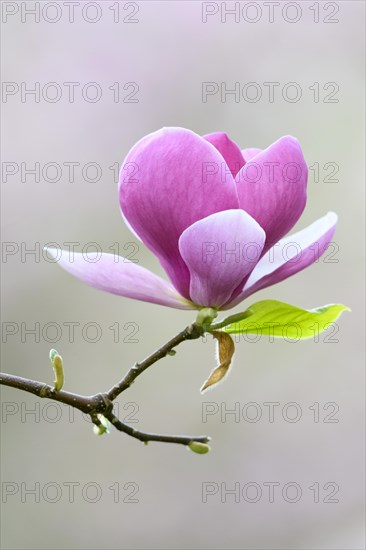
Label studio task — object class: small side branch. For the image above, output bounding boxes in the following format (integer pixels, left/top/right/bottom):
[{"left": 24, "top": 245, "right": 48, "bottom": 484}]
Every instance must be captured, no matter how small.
[
  {"left": 107, "top": 412, "right": 210, "bottom": 447},
  {"left": 106, "top": 322, "right": 204, "bottom": 401}
]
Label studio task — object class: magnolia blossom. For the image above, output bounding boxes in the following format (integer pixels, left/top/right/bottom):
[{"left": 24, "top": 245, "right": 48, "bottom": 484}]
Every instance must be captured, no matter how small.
[{"left": 50, "top": 128, "right": 337, "bottom": 311}]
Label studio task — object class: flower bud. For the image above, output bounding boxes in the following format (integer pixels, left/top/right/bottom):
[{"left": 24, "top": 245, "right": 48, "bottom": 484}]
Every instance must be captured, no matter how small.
[
  {"left": 188, "top": 441, "right": 210, "bottom": 454},
  {"left": 49, "top": 349, "right": 64, "bottom": 391},
  {"left": 93, "top": 415, "right": 111, "bottom": 436},
  {"left": 196, "top": 308, "right": 218, "bottom": 328}
]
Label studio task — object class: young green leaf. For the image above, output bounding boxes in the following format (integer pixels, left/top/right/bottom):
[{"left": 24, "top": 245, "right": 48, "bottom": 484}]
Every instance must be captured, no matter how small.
[{"left": 219, "top": 300, "right": 350, "bottom": 339}]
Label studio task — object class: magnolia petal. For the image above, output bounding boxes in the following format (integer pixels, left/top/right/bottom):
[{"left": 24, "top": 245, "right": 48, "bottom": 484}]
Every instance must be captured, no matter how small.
[
  {"left": 223, "top": 212, "right": 338, "bottom": 309},
  {"left": 200, "top": 331, "right": 235, "bottom": 393},
  {"left": 235, "top": 135, "right": 308, "bottom": 251},
  {"left": 46, "top": 248, "right": 195, "bottom": 310},
  {"left": 242, "top": 147, "right": 262, "bottom": 162},
  {"left": 119, "top": 127, "right": 239, "bottom": 298},
  {"left": 203, "top": 132, "right": 245, "bottom": 177},
  {"left": 178, "top": 209, "right": 265, "bottom": 308}
]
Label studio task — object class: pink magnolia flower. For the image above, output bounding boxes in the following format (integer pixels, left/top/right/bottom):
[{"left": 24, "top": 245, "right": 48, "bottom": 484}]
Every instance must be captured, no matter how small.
[{"left": 51, "top": 128, "right": 337, "bottom": 311}]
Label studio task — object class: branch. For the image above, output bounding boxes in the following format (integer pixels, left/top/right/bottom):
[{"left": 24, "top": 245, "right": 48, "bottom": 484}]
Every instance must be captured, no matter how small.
[
  {"left": 106, "top": 322, "right": 204, "bottom": 400},
  {"left": 0, "top": 322, "right": 210, "bottom": 451},
  {"left": 107, "top": 413, "right": 210, "bottom": 446},
  {"left": 0, "top": 373, "right": 102, "bottom": 414}
]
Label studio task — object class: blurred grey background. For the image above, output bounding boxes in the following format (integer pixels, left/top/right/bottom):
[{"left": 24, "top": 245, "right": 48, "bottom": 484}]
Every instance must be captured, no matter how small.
[{"left": 1, "top": 1, "right": 365, "bottom": 549}]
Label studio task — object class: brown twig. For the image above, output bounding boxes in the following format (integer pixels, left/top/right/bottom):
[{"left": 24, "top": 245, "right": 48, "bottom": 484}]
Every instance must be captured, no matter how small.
[{"left": 0, "top": 322, "right": 210, "bottom": 450}]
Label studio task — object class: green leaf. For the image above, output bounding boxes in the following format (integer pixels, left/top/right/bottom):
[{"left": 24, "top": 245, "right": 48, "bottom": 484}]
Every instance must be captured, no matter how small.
[{"left": 216, "top": 300, "right": 350, "bottom": 340}]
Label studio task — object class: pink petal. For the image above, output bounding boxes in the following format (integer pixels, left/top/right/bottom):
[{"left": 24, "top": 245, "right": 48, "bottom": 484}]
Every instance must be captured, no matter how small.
[
  {"left": 119, "top": 128, "right": 239, "bottom": 298},
  {"left": 242, "top": 147, "right": 262, "bottom": 162},
  {"left": 235, "top": 136, "right": 308, "bottom": 251},
  {"left": 46, "top": 249, "right": 195, "bottom": 310},
  {"left": 178, "top": 210, "right": 265, "bottom": 308},
  {"left": 203, "top": 132, "right": 245, "bottom": 177},
  {"left": 223, "top": 212, "right": 337, "bottom": 309}
]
